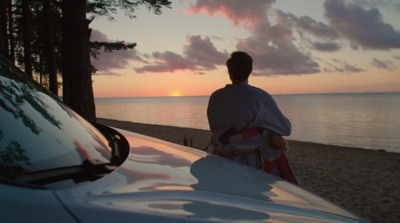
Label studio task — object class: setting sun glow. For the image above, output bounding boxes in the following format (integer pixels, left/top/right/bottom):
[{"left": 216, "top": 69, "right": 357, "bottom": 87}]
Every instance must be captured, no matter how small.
[{"left": 170, "top": 91, "right": 183, "bottom": 97}]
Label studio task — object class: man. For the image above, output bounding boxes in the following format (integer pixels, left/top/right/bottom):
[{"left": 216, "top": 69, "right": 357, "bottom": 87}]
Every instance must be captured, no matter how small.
[{"left": 207, "top": 51, "right": 297, "bottom": 184}]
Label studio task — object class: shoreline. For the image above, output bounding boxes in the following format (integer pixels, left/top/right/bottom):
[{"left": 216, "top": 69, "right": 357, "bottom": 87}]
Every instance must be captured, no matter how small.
[{"left": 97, "top": 118, "right": 400, "bottom": 223}]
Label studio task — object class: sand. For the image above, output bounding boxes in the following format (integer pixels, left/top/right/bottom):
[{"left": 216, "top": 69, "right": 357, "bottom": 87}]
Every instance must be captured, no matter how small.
[{"left": 97, "top": 118, "right": 400, "bottom": 223}]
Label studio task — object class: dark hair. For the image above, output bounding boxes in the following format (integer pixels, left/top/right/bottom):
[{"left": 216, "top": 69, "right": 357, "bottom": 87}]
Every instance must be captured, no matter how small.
[{"left": 226, "top": 51, "right": 253, "bottom": 82}]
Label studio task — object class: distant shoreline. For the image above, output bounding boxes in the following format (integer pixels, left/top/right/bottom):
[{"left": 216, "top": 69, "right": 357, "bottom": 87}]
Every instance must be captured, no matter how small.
[
  {"left": 94, "top": 91, "right": 400, "bottom": 99},
  {"left": 97, "top": 117, "right": 400, "bottom": 223}
]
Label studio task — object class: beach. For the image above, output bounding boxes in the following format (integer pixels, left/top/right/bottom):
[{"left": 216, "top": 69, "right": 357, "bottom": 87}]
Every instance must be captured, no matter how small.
[{"left": 98, "top": 118, "right": 400, "bottom": 223}]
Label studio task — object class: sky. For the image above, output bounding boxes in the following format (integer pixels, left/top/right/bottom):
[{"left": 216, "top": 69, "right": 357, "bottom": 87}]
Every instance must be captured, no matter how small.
[{"left": 90, "top": 0, "right": 400, "bottom": 98}]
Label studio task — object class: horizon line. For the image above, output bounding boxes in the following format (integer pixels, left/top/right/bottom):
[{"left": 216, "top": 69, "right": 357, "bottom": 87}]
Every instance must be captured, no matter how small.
[{"left": 94, "top": 91, "right": 400, "bottom": 99}]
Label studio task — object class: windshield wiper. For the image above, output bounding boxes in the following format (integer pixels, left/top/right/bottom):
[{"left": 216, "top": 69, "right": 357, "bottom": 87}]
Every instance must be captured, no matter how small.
[
  {"left": 109, "top": 134, "right": 121, "bottom": 162},
  {"left": 14, "top": 159, "right": 119, "bottom": 185},
  {"left": 90, "top": 121, "right": 129, "bottom": 163}
]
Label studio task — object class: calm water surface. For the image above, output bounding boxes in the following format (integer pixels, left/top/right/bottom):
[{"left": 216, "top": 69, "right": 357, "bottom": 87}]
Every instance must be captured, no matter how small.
[{"left": 96, "top": 93, "right": 400, "bottom": 153}]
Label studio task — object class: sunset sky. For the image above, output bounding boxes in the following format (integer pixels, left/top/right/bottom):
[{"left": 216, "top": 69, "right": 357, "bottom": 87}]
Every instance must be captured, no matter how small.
[{"left": 90, "top": 0, "right": 400, "bottom": 98}]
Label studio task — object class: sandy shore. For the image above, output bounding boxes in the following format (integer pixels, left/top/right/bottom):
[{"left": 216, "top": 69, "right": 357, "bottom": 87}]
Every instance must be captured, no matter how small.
[{"left": 98, "top": 118, "right": 400, "bottom": 223}]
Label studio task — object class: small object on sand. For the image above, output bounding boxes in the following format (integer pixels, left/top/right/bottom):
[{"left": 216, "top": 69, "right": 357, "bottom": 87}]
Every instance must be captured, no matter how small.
[{"left": 184, "top": 136, "right": 193, "bottom": 147}]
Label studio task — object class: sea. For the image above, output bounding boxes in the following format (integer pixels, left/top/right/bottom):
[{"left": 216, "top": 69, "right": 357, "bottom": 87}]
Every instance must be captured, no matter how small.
[{"left": 95, "top": 92, "right": 400, "bottom": 153}]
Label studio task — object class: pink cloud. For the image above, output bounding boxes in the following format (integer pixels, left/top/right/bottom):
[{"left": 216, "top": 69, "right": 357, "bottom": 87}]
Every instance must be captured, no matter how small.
[
  {"left": 184, "top": 0, "right": 275, "bottom": 31},
  {"left": 93, "top": 1, "right": 399, "bottom": 77},
  {"left": 183, "top": 0, "right": 321, "bottom": 75},
  {"left": 179, "top": 0, "right": 399, "bottom": 76}
]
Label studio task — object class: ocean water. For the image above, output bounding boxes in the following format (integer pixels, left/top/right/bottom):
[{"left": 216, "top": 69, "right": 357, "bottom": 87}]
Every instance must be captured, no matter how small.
[{"left": 95, "top": 92, "right": 400, "bottom": 153}]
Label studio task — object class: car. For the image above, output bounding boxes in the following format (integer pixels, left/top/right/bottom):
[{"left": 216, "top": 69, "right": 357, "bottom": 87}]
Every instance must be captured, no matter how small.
[{"left": 0, "top": 55, "right": 369, "bottom": 223}]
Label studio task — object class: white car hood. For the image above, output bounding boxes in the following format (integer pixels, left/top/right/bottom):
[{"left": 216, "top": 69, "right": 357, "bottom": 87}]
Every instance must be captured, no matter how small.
[{"left": 55, "top": 130, "right": 367, "bottom": 222}]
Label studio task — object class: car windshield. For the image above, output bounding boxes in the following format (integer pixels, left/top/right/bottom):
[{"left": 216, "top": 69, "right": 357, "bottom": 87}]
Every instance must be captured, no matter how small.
[{"left": 0, "top": 57, "right": 112, "bottom": 181}]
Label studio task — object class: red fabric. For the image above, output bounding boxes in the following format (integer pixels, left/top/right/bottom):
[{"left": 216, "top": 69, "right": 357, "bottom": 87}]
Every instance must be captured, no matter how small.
[
  {"left": 240, "top": 128, "right": 260, "bottom": 139},
  {"left": 263, "top": 152, "right": 296, "bottom": 184},
  {"left": 228, "top": 128, "right": 297, "bottom": 184}
]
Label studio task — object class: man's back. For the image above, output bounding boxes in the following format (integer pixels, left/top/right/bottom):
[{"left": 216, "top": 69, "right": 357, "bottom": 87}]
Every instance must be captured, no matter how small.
[
  {"left": 207, "top": 83, "right": 291, "bottom": 139},
  {"left": 206, "top": 51, "right": 297, "bottom": 184}
]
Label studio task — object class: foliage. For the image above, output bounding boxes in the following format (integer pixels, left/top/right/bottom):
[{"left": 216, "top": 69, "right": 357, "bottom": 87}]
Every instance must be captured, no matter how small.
[
  {"left": 88, "top": 0, "right": 171, "bottom": 20},
  {"left": 91, "top": 41, "right": 137, "bottom": 59},
  {"left": 1, "top": 0, "right": 171, "bottom": 82},
  {"left": 1, "top": 0, "right": 171, "bottom": 120}
]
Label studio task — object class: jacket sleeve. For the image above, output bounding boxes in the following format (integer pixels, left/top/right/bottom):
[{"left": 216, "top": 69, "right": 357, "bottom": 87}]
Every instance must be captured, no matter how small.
[{"left": 260, "top": 95, "right": 291, "bottom": 136}]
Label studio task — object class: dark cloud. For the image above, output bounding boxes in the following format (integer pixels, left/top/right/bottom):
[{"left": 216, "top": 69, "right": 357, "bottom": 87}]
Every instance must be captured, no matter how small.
[
  {"left": 352, "top": 0, "right": 400, "bottom": 11},
  {"left": 371, "top": 58, "right": 396, "bottom": 71},
  {"left": 330, "top": 58, "right": 365, "bottom": 73},
  {"left": 296, "top": 16, "right": 340, "bottom": 39},
  {"left": 324, "top": 0, "right": 400, "bottom": 50},
  {"left": 343, "top": 63, "right": 364, "bottom": 73},
  {"left": 135, "top": 51, "right": 193, "bottom": 73},
  {"left": 183, "top": 35, "right": 229, "bottom": 70},
  {"left": 276, "top": 10, "right": 339, "bottom": 40},
  {"left": 312, "top": 42, "right": 341, "bottom": 52},
  {"left": 275, "top": 10, "right": 341, "bottom": 53},
  {"left": 237, "top": 37, "right": 320, "bottom": 75},
  {"left": 90, "top": 29, "right": 142, "bottom": 75},
  {"left": 134, "top": 35, "right": 229, "bottom": 74},
  {"left": 323, "top": 66, "right": 344, "bottom": 73}
]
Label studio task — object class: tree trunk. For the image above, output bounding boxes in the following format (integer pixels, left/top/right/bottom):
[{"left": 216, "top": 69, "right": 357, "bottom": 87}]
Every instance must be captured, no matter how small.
[
  {"left": 62, "top": 0, "right": 96, "bottom": 121},
  {"left": 44, "top": 0, "right": 58, "bottom": 96},
  {"left": 1, "top": 0, "right": 14, "bottom": 63},
  {"left": 22, "top": 0, "right": 32, "bottom": 76},
  {"left": 0, "top": 0, "right": 8, "bottom": 57},
  {"left": 8, "top": 0, "right": 15, "bottom": 63}
]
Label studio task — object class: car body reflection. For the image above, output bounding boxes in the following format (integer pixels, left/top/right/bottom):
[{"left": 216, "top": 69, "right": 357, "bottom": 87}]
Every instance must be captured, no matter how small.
[{"left": 0, "top": 55, "right": 369, "bottom": 222}]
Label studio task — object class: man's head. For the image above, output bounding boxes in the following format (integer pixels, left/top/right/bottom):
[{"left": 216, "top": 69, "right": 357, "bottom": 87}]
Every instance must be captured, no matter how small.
[{"left": 226, "top": 51, "right": 253, "bottom": 84}]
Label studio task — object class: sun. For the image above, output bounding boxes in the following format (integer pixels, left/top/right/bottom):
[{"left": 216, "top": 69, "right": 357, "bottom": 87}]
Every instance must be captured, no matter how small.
[{"left": 169, "top": 90, "right": 183, "bottom": 97}]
